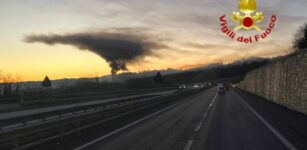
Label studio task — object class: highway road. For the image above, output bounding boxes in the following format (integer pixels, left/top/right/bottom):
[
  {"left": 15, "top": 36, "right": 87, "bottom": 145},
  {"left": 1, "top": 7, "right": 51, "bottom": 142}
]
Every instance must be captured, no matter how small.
[{"left": 32, "top": 87, "right": 307, "bottom": 150}]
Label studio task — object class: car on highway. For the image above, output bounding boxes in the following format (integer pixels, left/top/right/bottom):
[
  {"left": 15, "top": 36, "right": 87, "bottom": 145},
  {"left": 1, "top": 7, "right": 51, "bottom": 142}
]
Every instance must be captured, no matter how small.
[
  {"left": 224, "top": 84, "right": 231, "bottom": 91},
  {"left": 179, "top": 84, "right": 186, "bottom": 90},
  {"left": 193, "top": 84, "right": 200, "bottom": 89},
  {"left": 218, "top": 86, "right": 226, "bottom": 95}
]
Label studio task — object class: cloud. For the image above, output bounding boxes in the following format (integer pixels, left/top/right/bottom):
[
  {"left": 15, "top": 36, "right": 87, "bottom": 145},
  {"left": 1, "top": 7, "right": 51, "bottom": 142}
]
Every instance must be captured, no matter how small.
[
  {"left": 24, "top": 30, "right": 165, "bottom": 74},
  {"left": 16, "top": 0, "right": 307, "bottom": 75}
]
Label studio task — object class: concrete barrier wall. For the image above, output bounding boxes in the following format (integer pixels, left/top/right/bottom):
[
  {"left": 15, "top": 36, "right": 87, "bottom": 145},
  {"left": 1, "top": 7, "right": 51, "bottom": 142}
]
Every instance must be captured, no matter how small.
[{"left": 240, "top": 52, "right": 307, "bottom": 115}]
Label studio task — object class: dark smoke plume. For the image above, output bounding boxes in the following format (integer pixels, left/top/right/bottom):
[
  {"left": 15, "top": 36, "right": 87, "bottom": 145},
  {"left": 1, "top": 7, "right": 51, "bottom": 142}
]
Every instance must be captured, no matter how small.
[{"left": 24, "top": 32, "right": 164, "bottom": 74}]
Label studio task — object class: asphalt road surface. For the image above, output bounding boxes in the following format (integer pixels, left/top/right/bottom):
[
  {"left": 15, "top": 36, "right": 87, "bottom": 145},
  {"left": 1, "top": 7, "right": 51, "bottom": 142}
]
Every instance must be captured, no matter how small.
[{"left": 40, "top": 87, "right": 307, "bottom": 150}]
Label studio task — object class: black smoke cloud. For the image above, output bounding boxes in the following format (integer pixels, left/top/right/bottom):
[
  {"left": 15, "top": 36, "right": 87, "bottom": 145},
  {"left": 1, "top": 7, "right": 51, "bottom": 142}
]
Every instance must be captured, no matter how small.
[{"left": 24, "top": 31, "right": 164, "bottom": 74}]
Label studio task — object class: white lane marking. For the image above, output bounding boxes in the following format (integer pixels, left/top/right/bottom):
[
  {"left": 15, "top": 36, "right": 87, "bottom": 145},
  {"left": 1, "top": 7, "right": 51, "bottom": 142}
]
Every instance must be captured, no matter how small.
[
  {"left": 185, "top": 90, "right": 219, "bottom": 150},
  {"left": 26, "top": 119, "right": 43, "bottom": 125},
  {"left": 202, "top": 112, "right": 208, "bottom": 119},
  {"left": 207, "top": 92, "right": 218, "bottom": 111},
  {"left": 198, "top": 90, "right": 218, "bottom": 130},
  {"left": 236, "top": 93, "right": 298, "bottom": 150},
  {"left": 194, "top": 122, "right": 203, "bottom": 131},
  {"left": 1, "top": 123, "right": 24, "bottom": 130},
  {"left": 184, "top": 140, "right": 194, "bottom": 150},
  {"left": 74, "top": 101, "right": 181, "bottom": 150}
]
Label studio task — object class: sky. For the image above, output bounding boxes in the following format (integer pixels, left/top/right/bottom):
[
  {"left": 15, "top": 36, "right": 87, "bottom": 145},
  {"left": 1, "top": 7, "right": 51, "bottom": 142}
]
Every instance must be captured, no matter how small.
[{"left": 1, "top": 0, "right": 307, "bottom": 81}]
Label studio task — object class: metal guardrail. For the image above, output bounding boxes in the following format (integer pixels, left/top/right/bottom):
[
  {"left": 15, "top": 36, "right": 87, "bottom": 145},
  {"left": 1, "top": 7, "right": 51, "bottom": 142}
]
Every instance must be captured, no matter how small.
[
  {"left": 0, "top": 87, "right": 177, "bottom": 105},
  {"left": 53, "top": 87, "right": 177, "bottom": 98},
  {"left": 0, "top": 93, "right": 168, "bottom": 130},
  {"left": 22, "top": 87, "right": 178, "bottom": 102}
]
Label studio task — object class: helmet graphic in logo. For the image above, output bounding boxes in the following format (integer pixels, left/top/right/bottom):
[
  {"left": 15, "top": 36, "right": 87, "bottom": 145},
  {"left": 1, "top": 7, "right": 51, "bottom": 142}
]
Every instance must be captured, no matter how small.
[{"left": 232, "top": 0, "right": 264, "bottom": 31}]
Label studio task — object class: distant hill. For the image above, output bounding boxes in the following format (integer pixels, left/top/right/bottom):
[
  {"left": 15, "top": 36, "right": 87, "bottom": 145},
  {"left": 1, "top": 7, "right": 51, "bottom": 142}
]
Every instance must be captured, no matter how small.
[
  {"left": 125, "top": 56, "right": 270, "bottom": 86},
  {"left": 0, "top": 57, "right": 269, "bottom": 92}
]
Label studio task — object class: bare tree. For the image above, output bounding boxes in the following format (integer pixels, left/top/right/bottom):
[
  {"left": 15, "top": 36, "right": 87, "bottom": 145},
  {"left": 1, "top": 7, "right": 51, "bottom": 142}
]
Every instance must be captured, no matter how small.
[
  {"left": 0, "top": 70, "right": 3, "bottom": 96},
  {"left": 293, "top": 23, "right": 307, "bottom": 53},
  {"left": 94, "top": 72, "right": 100, "bottom": 83},
  {"left": 0, "top": 70, "right": 2, "bottom": 80},
  {"left": 14, "top": 73, "right": 23, "bottom": 95},
  {"left": 2, "top": 73, "right": 13, "bottom": 96}
]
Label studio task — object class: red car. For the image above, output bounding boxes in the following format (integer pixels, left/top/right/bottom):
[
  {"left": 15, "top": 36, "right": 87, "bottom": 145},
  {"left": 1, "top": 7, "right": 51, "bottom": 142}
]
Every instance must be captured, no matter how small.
[{"left": 218, "top": 86, "right": 226, "bottom": 95}]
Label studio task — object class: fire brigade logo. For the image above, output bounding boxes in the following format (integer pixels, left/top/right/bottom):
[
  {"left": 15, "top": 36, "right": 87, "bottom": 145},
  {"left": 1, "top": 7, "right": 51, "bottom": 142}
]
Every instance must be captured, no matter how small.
[
  {"left": 232, "top": 0, "right": 264, "bottom": 31},
  {"left": 219, "top": 0, "right": 277, "bottom": 43}
]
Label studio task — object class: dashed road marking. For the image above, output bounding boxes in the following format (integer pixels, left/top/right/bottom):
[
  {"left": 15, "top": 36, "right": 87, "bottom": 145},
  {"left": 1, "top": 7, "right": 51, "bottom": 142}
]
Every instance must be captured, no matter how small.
[
  {"left": 184, "top": 89, "right": 219, "bottom": 150},
  {"left": 194, "top": 122, "right": 203, "bottom": 131},
  {"left": 202, "top": 112, "right": 207, "bottom": 119},
  {"left": 184, "top": 140, "right": 194, "bottom": 150}
]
